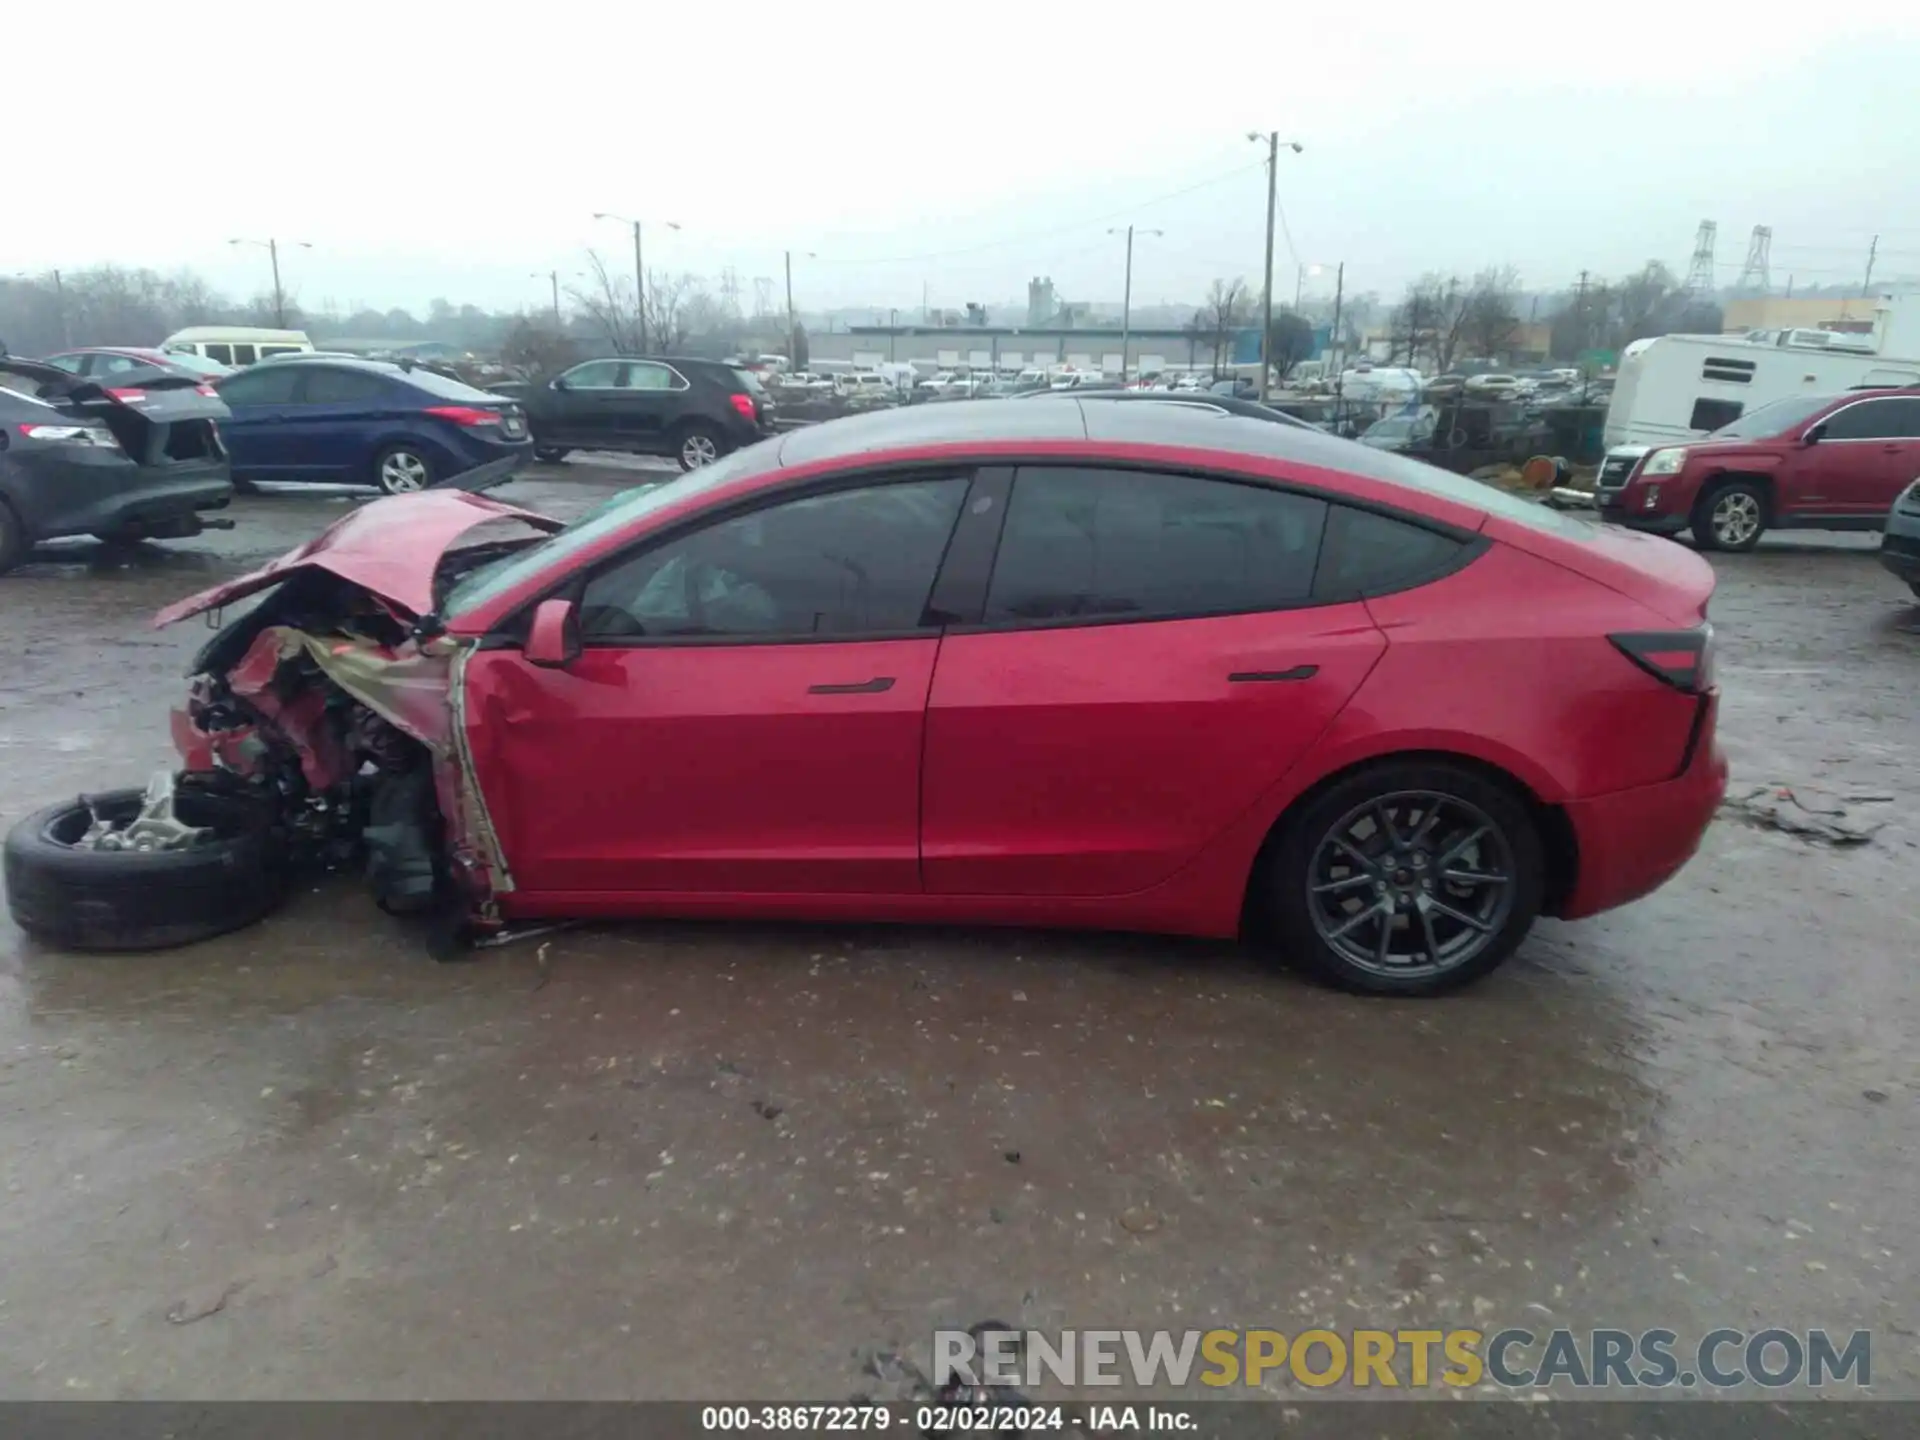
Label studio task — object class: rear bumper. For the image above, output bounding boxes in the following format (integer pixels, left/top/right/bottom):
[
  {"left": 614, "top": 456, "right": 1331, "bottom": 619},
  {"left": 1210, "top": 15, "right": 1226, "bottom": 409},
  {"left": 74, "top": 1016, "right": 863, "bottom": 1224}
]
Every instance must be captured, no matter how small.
[
  {"left": 1557, "top": 692, "right": 1728, "bottom": 920},
  {"left": 1879, "top": 527, "right": 1920, "bottom": 583},
  {"left": 5, "top": 450, "right": 232, "bottom": 540}
]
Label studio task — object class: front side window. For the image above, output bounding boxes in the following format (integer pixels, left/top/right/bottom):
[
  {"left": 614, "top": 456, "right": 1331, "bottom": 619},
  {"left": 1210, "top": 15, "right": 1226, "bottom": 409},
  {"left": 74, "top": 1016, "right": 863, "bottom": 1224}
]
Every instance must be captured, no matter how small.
[
  {"left": 215, "top": 365, "right": 302, "bottom": 405},
  {"left": 985, "top": 467, "right": 1328, "bottom": 624},
  {"left": 578, "top": 478, "right": 970, "bottom": 641},
  {"left": 1821, "top": 397, "right": 1920, "bottom": 441},
  {"left": 45, "top": 354, "right": 86, "bottom": 374}
]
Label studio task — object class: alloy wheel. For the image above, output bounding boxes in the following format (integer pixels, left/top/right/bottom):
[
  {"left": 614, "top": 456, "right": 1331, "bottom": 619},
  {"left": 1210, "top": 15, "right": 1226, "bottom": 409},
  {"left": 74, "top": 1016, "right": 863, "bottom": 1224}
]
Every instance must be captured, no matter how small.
[
  {"left": 681, "top": 432, "right": 719, "bottom": 468},
  {"left": 1711, "top": 491, "right": 1761, "bottom": 547},
  {"left": 1306, "top": 790, "right": 1516, "bottom": 980},
  {"left": 380, "top": 452, "right": 430, "bottom": 493}
]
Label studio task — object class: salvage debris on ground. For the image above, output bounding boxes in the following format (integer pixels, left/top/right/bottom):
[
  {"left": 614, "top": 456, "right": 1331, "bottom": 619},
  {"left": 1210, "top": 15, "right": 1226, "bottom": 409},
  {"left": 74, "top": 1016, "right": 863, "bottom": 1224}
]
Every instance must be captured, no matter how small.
[{"left": 1718, "top": 784, "right": 1892, "bottom": 846}]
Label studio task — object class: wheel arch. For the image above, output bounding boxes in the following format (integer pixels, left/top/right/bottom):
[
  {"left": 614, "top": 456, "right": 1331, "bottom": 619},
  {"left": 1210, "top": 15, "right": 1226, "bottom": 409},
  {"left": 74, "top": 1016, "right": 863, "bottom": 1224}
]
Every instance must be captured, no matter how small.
[
  {"left": 1237, "top": 746, "right": 1580, "bottom": 938},
  {"left": 1694, "top": 469, "right": 1775, "bottom": 516}
]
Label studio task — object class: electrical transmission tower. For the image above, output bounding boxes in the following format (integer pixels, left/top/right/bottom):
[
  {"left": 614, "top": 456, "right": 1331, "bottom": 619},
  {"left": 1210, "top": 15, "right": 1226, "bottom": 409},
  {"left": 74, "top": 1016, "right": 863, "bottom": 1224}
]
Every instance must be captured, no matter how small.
[
  {"left": 719, "top": 267, "right": 741, "bottom": 318},
  {"left": 1683, "top": 219, "right": 1719, "bottom": 294},
  {"left": 1734, "top": 226, "right": 1772, "bottom": 294},
  {"left": 752, "top": 277, "right": 775, "bottom": 318}
]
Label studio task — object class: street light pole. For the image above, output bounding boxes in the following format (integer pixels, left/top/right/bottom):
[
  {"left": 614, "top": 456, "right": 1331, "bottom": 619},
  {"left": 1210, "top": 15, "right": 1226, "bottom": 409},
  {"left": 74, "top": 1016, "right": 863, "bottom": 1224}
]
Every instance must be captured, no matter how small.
[
  {"left": 783, "top": 250, "right": 815, "bottom": 368},
  {"left": 593, "top": 214, "right": 682, "bottom": 354},
  {"left": 1246, "top": 133, "right": 1302, "bottom": 402},
  {"left": 532, "top": 271, "right": 561, "bottom": 328}
]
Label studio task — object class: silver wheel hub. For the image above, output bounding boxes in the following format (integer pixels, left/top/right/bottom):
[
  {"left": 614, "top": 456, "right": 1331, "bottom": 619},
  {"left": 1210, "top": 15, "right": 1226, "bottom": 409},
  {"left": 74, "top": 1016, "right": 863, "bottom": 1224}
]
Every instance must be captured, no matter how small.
[
  {"left": 79, "top": 771, "right": 209, "bottom": 853},
  {"left": 683, "top": 434, "right": 718, "bottom": 467},
  {"left": 1713, "top": 492, "right": 1760, "bottom": 544},
  {"left": 381, "top": 452, "right": 429, "bottom": 492}
]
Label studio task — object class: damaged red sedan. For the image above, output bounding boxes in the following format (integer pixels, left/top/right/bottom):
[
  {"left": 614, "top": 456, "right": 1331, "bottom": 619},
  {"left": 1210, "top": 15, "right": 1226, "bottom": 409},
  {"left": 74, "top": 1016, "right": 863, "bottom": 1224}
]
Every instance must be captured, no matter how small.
[{"left": 3, "top": 402, "right": 1728, "bottom": 994}]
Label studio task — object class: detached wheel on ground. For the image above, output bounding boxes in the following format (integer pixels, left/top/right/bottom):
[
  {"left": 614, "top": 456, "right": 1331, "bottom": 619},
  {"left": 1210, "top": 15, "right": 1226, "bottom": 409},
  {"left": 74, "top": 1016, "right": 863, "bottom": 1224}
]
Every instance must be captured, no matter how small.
[
  {"left": 672, "top": 422, "right": 726, "bottom": 471},
  {"left": 1691, "top": 478, "right": 1768, "bottom": 552},
  {"left": 1263, "top": 760, "right": 1545, "bottom": 995},
  {"left": 373, "top": 445, "right": 434, "bottom": 495},
  {"left": 3, "top": 779, "right": 288, "bottom": 951}
]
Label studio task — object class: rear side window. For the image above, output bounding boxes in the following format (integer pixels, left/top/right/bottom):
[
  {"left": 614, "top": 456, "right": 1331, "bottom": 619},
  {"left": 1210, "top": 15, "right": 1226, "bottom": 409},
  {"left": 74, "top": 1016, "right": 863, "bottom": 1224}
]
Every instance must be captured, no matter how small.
[
  {"left": 259, "top": 346, "right": 302, "bottom": 358},
  {"left": 1313, "top": 505, "right": 1469, "bottom": 602},
  {"left": 203, "top": 343, "right": 234, "bottom": 365},
  {"left": 625, "top": 361, "right": 683, "bottom": 391},
  {"left": 231, "top": 344, "right": 258, "bottom": 366},
  {"left": 299, "top": 368, "right": 387, "bottom": 404},
  {"left": 986, "top": 467, "right": 1328, "bottom": 624},
  {"left": 1822, "top": 397, "right": 1920, "bottom": 440}
]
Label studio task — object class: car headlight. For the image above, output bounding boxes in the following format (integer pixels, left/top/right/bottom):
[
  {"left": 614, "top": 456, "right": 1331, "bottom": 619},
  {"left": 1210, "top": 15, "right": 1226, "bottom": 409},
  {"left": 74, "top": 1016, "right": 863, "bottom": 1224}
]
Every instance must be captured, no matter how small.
[{"left": 1641, "top": 448, "right": 1688, "bottom": 476}]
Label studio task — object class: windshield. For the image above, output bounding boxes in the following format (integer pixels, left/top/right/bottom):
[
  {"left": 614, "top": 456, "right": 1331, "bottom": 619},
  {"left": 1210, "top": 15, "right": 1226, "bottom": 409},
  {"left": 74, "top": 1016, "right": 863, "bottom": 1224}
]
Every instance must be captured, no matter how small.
[
  {"left": 441, "top": 445, "right": 781, "bottom": 619},
  {"left": 400, "top": 367, "right": 497, "bottom": 401},
  {"left": 1366, "top": 419, "right": 1417, "bottom": 439},
  {"left": 1708, "top": 392, "right": 1838, "bottom": 439}
]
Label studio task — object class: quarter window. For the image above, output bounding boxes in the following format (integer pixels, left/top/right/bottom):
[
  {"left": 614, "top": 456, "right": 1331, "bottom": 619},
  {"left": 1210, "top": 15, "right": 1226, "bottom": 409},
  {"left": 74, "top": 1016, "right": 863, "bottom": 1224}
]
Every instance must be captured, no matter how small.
[
  {"left": 985, "top": 467, "right": 1328, "bottom": 623},
  {"left": 1313, "top": 505, "right": 1467, "bottom": 601},
  {"left": 579, "top": 478, "right": 970, "bottom": 640}
]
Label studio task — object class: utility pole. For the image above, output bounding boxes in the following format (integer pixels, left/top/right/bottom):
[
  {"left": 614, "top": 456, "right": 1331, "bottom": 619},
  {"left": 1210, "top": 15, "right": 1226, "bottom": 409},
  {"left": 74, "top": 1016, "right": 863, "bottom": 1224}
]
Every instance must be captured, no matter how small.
[
  {"left": 229, "top": 237, "right": 310, "bottom": 328},
  {"left": 1574, "top": 270, "right": 1591, "bottom": 380},
  {"left": 1246, "top": 133, "right": 1302, "bottom": 401},
  {"left": 52, "top": 268, "right": 70, "bottom": 348},
  {"left": 1329, "top": 261, "right": 1344, "bottom": 391},
  {"left": 1864, "top": 234, "right": 1880, "bottom": 298},
  {"left": 785, "top": 250, "right": 796, "bottom": 366},
  {"left": 530, "top": 271, "right": 561, "bottom": 328},
  {"left": 1108, "top": 225, "right": 1163, "bottom": 384}
]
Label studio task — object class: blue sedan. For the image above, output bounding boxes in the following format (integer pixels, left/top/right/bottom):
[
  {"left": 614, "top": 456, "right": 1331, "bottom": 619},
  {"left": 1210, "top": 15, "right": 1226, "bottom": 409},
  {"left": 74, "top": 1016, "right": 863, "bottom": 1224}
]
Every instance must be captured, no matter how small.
[{"left": 213, "top": 358, "right": 532, "bottom": 494}]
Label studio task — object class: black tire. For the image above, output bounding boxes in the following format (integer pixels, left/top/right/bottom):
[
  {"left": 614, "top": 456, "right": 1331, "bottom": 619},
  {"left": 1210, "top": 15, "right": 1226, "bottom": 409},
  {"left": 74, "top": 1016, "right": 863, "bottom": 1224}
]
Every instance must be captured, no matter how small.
[
  {"left": 1690, "top": 478, "right": 1768, "bottom": 552},
  {"left": 0, "top": 497, "right": 26, "bottom": 575},
  {"left": 671, "top": 421, "right": 727, "bottom": 472},
  {"left": 232, "top": 476, "right": 261, "bottom": 495},
  {"left": 533, "top": 445, "right": 570, "bottom": 463},
  {"left": 4, "top": 785, "right": 289, "bottom": 951},
  {"left": 1263, "top": 760, "right": 1545, "bottom": 996},
  {"left": 372, "top": 445, "right": 434, "bottom": 495},
  {"left": 1910, "top": 582, "right": 1920, "bottom": 600}
]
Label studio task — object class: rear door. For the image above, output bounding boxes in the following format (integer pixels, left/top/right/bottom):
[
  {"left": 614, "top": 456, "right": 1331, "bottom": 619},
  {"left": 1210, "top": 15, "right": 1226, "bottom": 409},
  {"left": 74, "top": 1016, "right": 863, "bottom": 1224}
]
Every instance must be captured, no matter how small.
[
  {"left": 920, "top": 465, "right": 1387, "bottom": 897},
  {"left": 609, "top": 360, "right": 684, "bottom": 448},
  {"left": 210, "top": 364, "right": 304, "bottom": 479}
]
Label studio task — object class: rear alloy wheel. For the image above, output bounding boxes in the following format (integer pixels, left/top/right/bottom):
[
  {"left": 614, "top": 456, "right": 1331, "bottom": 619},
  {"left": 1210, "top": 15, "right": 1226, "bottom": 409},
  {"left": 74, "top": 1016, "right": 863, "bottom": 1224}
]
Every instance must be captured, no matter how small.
[
  {"left": 675, "top": 424, "right": 723, "bottom": 471},
  {"left": 374, "top": 446, "right": 433, "bottom": 495},
  {"left": 1691, "top": 479, "right": 1767, "bottom": 552},
  {"left": 1267, "top": 761, "right": 1544, "bottom": 995}
]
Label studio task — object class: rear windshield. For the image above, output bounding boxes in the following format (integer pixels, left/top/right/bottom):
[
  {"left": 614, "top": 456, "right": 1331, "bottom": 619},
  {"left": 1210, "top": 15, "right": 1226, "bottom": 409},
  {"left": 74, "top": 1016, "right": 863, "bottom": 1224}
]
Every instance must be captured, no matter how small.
[
  {"left": 399, "top": 367, "right": 498, "bottom": 402},
  {"left": 730, "top": 367, "right": 767, "bottom": 396},
  {"left": 167, "top": 352, "right": 232, "bottom": 377},
  {"left": 1708, "top": 393, "right": 1837, "bottom": 439}
]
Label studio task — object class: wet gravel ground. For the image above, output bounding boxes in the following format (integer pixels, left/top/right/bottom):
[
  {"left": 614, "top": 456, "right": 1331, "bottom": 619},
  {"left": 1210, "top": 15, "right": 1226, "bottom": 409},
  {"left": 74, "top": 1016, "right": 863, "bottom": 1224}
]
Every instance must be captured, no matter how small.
[{"left": 0, "top": 460, "right": 1916, "bottom": 1401}]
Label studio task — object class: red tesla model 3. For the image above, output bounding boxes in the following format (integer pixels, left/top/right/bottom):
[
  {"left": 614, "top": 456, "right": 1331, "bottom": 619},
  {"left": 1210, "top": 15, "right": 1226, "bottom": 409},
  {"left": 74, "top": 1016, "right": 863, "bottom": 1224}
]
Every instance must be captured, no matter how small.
[{"left": 13, "top": 399, "right": 1728, "bottom": 995}]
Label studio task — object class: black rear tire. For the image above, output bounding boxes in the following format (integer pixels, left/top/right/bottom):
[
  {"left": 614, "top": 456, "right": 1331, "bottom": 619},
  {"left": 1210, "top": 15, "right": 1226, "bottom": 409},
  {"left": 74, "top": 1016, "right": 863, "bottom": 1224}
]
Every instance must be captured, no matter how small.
[
  {"left": 4, "top": 785, "right": 289, "bottom": 951},
  {"left": 533, "top": 445, "right": 570, "bottom": 463},
  {"left": 1263, "top": 760, "right": 1544, "bottom": 996},
  {"left": 0, "top": 498, "right": 26, "bottom": 575}
]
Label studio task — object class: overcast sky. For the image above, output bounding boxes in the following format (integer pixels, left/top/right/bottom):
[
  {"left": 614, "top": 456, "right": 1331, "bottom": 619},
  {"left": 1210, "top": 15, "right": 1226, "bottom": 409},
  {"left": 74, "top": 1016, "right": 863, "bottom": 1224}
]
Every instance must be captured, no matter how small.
[{"left": 12, "top": 3, "right": 1920, "bottom": 317}]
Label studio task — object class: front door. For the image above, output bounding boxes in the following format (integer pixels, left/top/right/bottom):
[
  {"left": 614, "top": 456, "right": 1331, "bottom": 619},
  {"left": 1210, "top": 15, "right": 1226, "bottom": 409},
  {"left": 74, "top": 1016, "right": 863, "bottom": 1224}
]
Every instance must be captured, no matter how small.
[
  {"left": 541, "top": 360, "right": 625, "bottom": 447},
  {"left": 210, "top": 363, "right": 304, "bottom": 480},
  {"left": 920, "top": 465, "right": 1386, "bottom": 897},
  {"left": 463, "top": 474, "right": 973, "bottom": 895}
]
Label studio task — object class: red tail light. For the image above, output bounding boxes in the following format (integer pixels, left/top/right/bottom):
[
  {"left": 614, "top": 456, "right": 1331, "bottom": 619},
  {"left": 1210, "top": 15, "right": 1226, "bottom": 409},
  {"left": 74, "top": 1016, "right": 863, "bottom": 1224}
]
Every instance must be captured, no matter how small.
[
  {"left": 106, "top": 387, "right": 147, "bottom": 402},
  {"left": 728, "top": 392, "right": 756, "bottom": 421},
  {"left": 1610, "top": 624, "right": 1714, "bottom": 693},
  {"left": 196, "top": 383, "right": 219, "bottom": 398},
  {"left": 423, "top": 405, "right": 501, "bottom": 427}
]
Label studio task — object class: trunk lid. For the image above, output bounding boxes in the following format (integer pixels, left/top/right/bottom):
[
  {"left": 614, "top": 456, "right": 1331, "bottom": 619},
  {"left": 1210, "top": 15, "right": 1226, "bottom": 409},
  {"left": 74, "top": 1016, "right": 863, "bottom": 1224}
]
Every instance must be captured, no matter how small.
[
  {"left": 2, "top": 358, "right": 230, "bottom": 463},
  {"left": 151, "top": 489, "right": 562, "bottom": 629}
]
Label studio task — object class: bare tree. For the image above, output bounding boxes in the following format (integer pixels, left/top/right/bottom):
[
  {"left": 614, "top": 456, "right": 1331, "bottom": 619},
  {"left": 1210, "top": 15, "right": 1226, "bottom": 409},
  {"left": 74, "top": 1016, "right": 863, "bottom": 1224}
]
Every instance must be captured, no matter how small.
[
  {"left": 1202, "top": 277, "right": 1250, "bottom": 373},
  {"left": 643, "top": 271, "right": 710, "bottom": 353},
  {"left": 1461, "top": 266, "right": 1522, "bottom": 363},
  {"left": 1391, "top": 273, "right": 1472, "bottom": 371},
  {"left": 569, "top": 249, "right": 642, "bottom": 354},
  {"left": 500, "top": 317, "right": 576, "bottom": 376}
]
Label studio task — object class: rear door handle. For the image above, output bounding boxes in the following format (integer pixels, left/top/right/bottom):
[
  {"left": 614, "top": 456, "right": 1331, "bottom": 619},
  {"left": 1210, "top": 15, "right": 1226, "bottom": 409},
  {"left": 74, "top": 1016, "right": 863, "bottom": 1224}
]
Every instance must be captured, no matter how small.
[
  {"left": 1228, "top": 665, "right": 1319, "bottom": 683},
  {"left": 808, "top": 677, "right": 896, "bottom": 695}
]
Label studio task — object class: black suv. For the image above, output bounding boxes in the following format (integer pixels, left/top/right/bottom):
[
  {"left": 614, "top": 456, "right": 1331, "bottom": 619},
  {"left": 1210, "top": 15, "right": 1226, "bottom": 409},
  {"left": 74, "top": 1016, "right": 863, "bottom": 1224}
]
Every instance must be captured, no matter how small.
[{"left": 504, "top": 357, "right": 776, "bottom": 471}]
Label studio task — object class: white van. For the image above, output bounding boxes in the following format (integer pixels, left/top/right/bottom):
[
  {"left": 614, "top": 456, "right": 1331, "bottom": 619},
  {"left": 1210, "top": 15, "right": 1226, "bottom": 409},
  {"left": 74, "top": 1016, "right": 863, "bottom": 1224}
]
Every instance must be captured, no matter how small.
[{"left": 161, "top": 326, "right": 314, "bottom": 368}]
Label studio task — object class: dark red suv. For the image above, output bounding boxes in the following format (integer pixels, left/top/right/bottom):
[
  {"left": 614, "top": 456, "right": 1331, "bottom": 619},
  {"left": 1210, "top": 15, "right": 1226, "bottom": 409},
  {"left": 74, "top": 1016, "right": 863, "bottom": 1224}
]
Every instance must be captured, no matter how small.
[{"left": 1601, "top": 388, "right": 1920, "bottom": 551}]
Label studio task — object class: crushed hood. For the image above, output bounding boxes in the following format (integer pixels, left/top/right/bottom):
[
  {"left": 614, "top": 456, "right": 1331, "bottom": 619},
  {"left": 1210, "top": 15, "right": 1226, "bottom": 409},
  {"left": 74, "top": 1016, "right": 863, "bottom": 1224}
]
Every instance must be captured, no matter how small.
[{"left": 152, "top": 490, "right": 563, "bottom": 629}]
